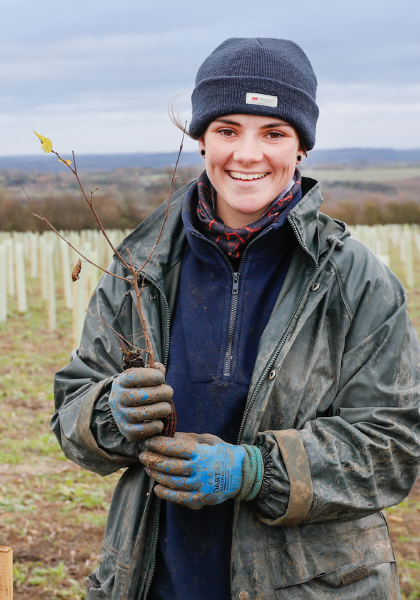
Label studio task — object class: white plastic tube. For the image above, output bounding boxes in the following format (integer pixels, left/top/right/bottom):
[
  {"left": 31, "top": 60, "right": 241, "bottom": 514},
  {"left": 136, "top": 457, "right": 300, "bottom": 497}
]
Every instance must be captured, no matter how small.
[
  {"left": 60, "top": 240, "right": 73, "bottom": 310},
  {"left": 39, "top": 236, "right": 48, "bottom": 300},
  {"left": 47, "top": 245, "right": 57, "bottom": 330},
  {"left": 0, "top": 245, "right": 7, "bottom": 322},
  {"left": 15, "top": 242, "right": 28, "bottom": 313},
  {"left": 89, "top": 250, "right": 101, "bottom": 295},
  {"left": 75, "top": 260, "right": 87, "bottom": 347},
  {"left": 404, "top": 228, "right": 414, "bottom": 288},
  {"left": 6, "top": 239, "right": 15, "bottom": 297},
  {"left": 30, "top": 233, "right": 38, "bottom": 278}
]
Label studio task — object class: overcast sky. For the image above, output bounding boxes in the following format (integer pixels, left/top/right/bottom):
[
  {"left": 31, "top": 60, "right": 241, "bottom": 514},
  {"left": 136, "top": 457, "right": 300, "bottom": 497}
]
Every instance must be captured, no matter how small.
[{"left": 1, "top": 0, "right": 419, "bottom": 156}]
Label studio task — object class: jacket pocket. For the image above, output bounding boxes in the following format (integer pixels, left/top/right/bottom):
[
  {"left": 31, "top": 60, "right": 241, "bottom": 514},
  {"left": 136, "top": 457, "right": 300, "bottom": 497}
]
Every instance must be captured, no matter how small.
[
  {"left": 85, "top": 464, "right": 156, "bottom": 599},
  {"left": 267, "top": 512, "right": 395, "bottom": 588},
  {"left": 85, "top": 543, "right": 134, "bottom": 600},
  {"left": 85, "top": 542, "right": 118, "bottom": 599}
]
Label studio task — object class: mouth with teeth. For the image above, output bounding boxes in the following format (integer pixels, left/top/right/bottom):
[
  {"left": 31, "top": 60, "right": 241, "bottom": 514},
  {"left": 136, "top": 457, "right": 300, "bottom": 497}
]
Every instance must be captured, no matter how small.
[{"left": 228, "top": 171, "right": 269, "bottom": 181}]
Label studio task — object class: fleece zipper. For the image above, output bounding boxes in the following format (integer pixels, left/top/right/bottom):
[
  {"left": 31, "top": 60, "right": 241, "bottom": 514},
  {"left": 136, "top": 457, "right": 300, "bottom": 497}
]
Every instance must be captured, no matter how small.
[
  {"left": 224, "top": 272, "right": 240, "bottom": 376},
  {"left": 190, "top": 227, "right": 274, "bottom": 379}
]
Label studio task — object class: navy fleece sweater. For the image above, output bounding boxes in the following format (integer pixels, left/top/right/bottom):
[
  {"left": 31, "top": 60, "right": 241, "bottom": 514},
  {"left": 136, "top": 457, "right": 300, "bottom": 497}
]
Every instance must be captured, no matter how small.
[{"left": 148, "top": 182, "right": 300, "bottom": 600}]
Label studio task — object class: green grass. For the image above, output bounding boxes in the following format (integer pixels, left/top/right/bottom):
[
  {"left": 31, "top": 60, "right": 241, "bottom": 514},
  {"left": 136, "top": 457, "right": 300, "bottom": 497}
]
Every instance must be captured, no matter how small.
[{"left": 14, "top": 561, "right": 85, "bottom": 599}]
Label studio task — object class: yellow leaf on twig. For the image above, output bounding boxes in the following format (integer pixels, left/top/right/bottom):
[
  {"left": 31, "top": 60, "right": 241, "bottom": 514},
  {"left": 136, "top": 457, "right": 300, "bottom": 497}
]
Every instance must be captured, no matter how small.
[
  {"left": 33, "top": 130, "right": 53, "bottom": 153},
  {"left": 58, "top": 158, "right": 72, "bottom": 166}
]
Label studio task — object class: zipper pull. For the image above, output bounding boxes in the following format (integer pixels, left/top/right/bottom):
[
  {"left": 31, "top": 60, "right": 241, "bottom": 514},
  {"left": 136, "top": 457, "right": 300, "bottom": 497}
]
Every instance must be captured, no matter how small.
[{"left": 232, "top": 273, "right": 239, "bottom": 295}]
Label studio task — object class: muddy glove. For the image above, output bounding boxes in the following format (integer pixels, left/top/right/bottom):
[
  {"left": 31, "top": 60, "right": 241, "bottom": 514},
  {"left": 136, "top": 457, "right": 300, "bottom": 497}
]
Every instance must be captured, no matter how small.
[
  {"left": 139, "top": 432, "right": 263, "bottom": 509},
  {"left": 109, "top": 364, "right": 173, "bottom": 442}
]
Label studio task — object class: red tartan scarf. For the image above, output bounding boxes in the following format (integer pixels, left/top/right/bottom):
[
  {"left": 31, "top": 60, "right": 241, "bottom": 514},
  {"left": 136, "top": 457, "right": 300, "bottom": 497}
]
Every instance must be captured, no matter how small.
[{"left": 196, "top": 169, "right": 302, "bottom": 259}]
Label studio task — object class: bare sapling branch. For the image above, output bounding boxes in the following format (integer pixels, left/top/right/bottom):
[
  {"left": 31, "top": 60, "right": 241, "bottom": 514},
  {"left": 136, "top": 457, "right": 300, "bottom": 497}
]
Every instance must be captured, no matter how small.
[
  {"left": 127, "top": 126, "right": 186, "bottom": 369},
  {"left": 137, "top": 125, "right": 186, "bottom": 275},
  {"left": 126, "top": 248, "right": 155, "bottom": 368},
  {"left": 26, "top": 129, "right": 185, "bottom": 372},
  {"left": 12, "top": 171, "right": 130, "bottom": 283},
  {"left": 52, "top": 148, "right": 131, "bottom": 271}
]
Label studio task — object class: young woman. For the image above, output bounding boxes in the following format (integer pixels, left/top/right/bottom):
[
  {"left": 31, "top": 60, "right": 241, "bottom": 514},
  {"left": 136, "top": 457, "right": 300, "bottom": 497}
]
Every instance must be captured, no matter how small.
[{"left": 53, "top": 38, "right": 420, "bottom": 599}]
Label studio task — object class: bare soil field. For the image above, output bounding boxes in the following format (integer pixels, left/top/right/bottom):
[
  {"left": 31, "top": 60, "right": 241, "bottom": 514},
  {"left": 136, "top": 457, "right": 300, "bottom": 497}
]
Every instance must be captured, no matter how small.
[{"left": 1, "top": 236, "right": 420, "bottom": 598}]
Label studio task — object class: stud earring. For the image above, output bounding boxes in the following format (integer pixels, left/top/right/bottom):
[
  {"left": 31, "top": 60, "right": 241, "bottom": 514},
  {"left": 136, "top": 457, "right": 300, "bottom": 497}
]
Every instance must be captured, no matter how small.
[
  {"left": 200, "top": 149, "right": 205, "bottom": 156},
  {"left": 297, "top": 155, "right": 302, "bottom": 162}
]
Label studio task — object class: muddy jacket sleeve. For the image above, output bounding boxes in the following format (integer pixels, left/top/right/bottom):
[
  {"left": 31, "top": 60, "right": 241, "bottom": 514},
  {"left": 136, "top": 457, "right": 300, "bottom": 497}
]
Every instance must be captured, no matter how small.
[
  {"left": 51, "top": 260, "right": 145, "bottom": 476},
  {"left": 255, "top": 249, "right": 420, "bottom": 525}
]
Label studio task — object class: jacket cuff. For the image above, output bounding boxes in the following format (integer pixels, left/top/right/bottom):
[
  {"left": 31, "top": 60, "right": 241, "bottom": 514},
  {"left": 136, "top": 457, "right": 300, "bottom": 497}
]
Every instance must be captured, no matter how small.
[
  {"left": 257, "top": 430, "right": 313, "bottom": 526},
  {"left": 256, "top": 444, "right": 274, "bottom": 500},
  {"left": 76, "top": 377, "right": 139, "bottom": 465},
  {"left": 237, "top": 445, "right": 264, "bottom": 501}
]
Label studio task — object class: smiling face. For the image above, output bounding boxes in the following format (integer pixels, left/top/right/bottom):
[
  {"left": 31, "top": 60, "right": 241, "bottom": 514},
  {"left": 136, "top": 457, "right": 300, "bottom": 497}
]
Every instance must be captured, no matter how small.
[{"left": 199, "top": 114, "right": 303, "bottom": 228}]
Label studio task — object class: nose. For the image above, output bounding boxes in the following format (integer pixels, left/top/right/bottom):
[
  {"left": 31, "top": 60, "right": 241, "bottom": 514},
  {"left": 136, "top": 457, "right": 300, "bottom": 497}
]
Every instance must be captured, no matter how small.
[{"left": 232, "top": 134, "right": 263, "bottom": 165}]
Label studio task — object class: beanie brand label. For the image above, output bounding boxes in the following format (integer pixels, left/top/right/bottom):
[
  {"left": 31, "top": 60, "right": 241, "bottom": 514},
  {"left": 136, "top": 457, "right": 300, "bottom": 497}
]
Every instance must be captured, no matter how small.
[{"left": 246, "top": 93, "right": 278, "bottom": 108}]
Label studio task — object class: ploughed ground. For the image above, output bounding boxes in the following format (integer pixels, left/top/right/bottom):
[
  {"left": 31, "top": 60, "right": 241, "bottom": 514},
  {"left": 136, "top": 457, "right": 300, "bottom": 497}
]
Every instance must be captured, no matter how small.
[{"left": 1, "top": 256, "right": 420, "bottom": 599}]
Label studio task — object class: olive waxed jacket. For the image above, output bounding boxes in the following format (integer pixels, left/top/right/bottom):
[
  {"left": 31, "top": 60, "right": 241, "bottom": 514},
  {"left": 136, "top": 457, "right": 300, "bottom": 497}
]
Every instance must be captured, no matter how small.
[{"left": 52, "top": 178, "right": 420, "bottom": 599}]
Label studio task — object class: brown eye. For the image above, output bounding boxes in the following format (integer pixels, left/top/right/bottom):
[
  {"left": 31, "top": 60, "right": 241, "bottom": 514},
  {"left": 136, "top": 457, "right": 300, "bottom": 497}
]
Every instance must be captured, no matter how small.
[
  {"left": 267, "top": 131, "right": 283, "bottom": 139},
  {"left": 220, "top": 129, "right": 235, "bottom": 137}
]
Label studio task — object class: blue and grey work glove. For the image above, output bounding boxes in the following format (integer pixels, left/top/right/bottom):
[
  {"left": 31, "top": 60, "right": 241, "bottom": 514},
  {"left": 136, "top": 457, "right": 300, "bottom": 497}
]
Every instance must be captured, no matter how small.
[
  {"left": 139, "top": 432, "right": 263, "bottom": 509},
  {"left": 109, "top": 363, "right": 173, "bottom": 442}
]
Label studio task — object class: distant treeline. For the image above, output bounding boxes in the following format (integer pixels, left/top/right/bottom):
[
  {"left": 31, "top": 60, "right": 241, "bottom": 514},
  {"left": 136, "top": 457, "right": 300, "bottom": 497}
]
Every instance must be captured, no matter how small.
[
  {"left": 0, "top": 190, "right": 157, "bottom": 232},
  {"left": 1, "top": 185, "right": 420, "bottom": 231},
  {"left": 0, "top": 167, "right": 199, "bottom": 232},
  {"left": 324, "top": 201, "right": 420, "bottom": 226}
]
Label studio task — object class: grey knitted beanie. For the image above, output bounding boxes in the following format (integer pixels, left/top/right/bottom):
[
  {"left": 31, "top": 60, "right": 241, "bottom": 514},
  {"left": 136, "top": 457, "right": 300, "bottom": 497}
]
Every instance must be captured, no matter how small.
[{"left": 189, "top": 38, "right": 319, "bottom": 150}]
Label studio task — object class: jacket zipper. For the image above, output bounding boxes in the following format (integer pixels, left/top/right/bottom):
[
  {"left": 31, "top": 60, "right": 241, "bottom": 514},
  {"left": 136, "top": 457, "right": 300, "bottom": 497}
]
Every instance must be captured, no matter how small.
[
  {"left": 111, "top": 264, "right": 169, "bottom": 600},
  {"left": 112, "top": 260, "right": 172, "bottom": 368},
  {"left": 142, "top": 497, "right": 161, "bottom": 600},
  {"left": 138, "top": 273, "right": 169, "bottom": 600},
  {"left": 140, "top": 273, "right": 171, "bottom": 368},
  {"left": 237, "top": 304, "right": 301, "bottom": 444},
  {"left": 236, "top": 237, "right": 338, "bottom": 444}
]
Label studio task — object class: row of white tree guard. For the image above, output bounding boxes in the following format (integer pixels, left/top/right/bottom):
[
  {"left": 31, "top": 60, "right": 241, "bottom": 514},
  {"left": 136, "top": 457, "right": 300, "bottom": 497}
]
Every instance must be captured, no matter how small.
[
  {"left": 0, "top": 224, "right": 419, "bottom": 346},
  {"left": 0, "top": 229, "right": 130, "bottom": 346},
  {"left": 351, "top": 224, "right": 418, "bottom": 288}
]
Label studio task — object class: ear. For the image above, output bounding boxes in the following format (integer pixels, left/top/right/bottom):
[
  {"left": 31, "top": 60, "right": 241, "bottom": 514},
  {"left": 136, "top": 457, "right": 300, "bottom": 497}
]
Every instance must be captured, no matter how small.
[
  {"left": 198, "top": 136, "right": 205, "bottom": 154},
  {"left": 296, "top": 145, "right": 307, "bottom": 164},
  {"left": 298, "top": 144, "right": 307, "bottom": 159}
]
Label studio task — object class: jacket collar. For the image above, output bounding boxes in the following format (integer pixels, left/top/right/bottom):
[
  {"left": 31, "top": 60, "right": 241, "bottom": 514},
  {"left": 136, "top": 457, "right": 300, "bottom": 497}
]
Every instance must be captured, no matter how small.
[
  {"left": 115, "top": 177, "right": 347, "bottom": 283},
  {"left": 287, "top": 177, "right": 321, "bottom": 265},
  {"left": 287, "top": 177, "right": 349, "bottom": 265}
]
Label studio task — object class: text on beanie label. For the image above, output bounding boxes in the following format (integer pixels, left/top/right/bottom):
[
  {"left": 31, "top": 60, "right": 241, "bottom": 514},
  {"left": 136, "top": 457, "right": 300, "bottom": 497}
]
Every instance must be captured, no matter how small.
[{"left": 246, "top": 93, "right": 278, "bottom": 108}]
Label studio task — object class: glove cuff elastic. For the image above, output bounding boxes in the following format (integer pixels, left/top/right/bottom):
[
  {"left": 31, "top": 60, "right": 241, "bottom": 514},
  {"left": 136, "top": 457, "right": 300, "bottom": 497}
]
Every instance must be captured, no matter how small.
[{"left": 237, "top": 445, "right": 264, "bottom": 501}]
